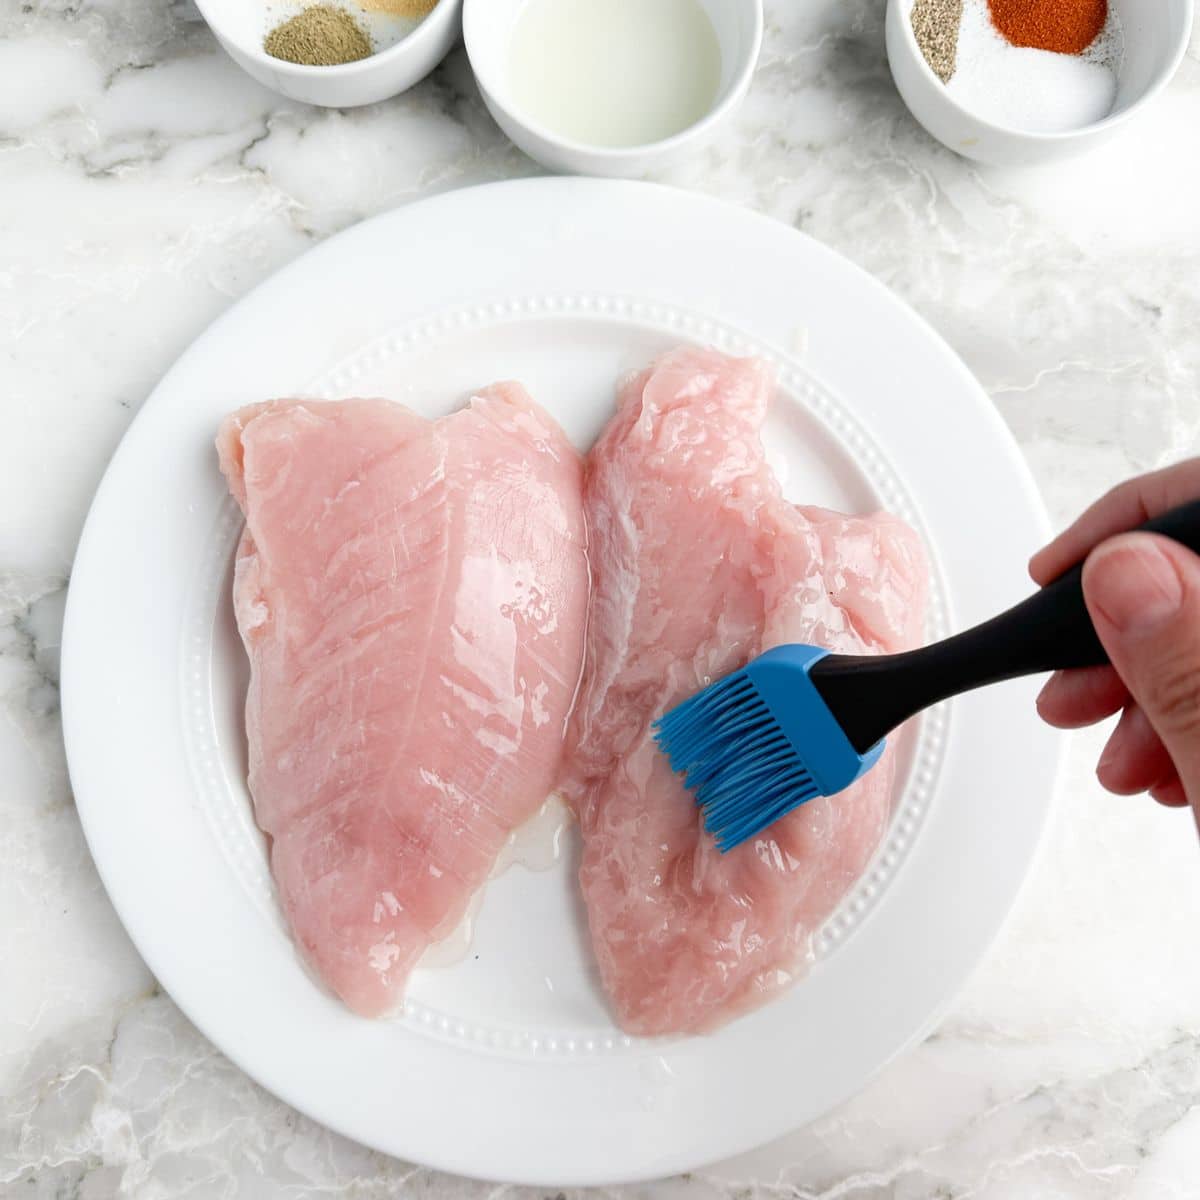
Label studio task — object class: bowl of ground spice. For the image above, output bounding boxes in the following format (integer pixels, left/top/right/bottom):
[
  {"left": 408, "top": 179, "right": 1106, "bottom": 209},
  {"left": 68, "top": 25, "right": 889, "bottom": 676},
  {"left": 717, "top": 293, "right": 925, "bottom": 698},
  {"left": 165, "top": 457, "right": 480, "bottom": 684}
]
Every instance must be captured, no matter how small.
[
  {"left": 196, "top": 0, "right": 460, "bottom": 107},
  {"left": 886, "top": 0, "right": 1192, "bottom": 164}
]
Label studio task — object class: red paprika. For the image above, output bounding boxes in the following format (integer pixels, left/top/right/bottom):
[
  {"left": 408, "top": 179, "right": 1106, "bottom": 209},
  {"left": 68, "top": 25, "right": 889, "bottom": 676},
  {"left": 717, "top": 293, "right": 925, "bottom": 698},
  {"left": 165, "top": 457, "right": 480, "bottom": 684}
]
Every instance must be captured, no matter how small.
[{"left": 987, "top": 0, "right": 1108, "bottom": 55}]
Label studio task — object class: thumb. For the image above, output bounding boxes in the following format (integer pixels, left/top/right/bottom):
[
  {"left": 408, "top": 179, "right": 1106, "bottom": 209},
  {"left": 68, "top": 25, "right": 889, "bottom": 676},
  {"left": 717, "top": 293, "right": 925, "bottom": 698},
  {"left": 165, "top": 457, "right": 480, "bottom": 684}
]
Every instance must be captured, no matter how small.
[{"left": 1083, "top": 532, "right": 1200, "bottom": 814}]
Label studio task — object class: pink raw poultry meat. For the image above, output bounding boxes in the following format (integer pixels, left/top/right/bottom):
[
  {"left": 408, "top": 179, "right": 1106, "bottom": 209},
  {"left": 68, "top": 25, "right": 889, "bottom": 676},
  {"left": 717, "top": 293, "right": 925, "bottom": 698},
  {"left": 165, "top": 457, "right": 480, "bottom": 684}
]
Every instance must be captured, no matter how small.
[
  {"left": 217, "top": 388, "right": 588, "bottom": 1017},
  {"left": 562, "top": 347, "right": 928, "bottom": 1036}
]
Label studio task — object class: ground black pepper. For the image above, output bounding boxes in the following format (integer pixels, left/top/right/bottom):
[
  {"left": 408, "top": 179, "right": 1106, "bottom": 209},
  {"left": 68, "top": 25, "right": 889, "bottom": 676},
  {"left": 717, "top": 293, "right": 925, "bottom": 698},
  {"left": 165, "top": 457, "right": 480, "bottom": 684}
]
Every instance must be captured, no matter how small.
[{"left": 911, "top": 0, "right": 964, "bottom": 83}]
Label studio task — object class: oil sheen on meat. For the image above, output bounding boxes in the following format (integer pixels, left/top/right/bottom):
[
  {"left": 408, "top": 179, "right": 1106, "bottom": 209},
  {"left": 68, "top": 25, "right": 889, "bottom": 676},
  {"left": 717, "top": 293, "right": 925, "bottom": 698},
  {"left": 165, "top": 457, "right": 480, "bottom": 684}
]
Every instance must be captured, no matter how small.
[
  {"left": 217, "top": 388, "right": 588, "bottom": 1017},
  {"left": 561, "top": 347, "right": 929, "bottom": 1036}
]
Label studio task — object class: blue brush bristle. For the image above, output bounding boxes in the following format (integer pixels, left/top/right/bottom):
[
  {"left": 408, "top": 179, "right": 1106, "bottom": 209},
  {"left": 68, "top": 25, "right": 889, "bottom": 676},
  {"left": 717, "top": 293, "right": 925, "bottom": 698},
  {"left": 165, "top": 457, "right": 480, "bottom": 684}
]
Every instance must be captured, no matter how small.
[
  {"left": 655, "top": 646, "right": 885, "bottom": 853},
  {"left": 653, "top": 667, "right": 820, "bottom": 852}
]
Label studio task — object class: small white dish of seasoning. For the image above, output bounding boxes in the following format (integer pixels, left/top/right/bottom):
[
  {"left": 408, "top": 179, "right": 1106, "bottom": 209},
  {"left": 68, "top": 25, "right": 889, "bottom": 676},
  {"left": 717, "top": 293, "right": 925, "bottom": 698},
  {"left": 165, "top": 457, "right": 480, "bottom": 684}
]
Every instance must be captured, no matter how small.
[
  {"left": 197, "top": 0, "right": 461, "bottom": 108},
  {"left": 886, "top": 0, "right": 1193, "bottom": 165},
  {"left": 464, "top": 0, "right": 763, "bottom": 176}
]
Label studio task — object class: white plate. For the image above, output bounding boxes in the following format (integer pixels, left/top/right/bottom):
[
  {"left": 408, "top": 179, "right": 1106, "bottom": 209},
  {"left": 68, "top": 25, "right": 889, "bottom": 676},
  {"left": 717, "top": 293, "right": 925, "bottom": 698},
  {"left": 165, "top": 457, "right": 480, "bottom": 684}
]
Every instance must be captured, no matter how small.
[{"left": 62, "top": 178, "right": 1059, "bottom": 1187}]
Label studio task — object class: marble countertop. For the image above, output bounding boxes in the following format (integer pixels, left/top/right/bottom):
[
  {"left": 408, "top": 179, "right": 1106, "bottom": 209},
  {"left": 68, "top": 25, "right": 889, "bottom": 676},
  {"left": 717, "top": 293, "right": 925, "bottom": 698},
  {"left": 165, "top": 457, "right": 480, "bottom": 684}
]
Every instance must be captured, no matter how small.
[{"left": 4, "top": 0, "right": 1200, "bottom": 1195}]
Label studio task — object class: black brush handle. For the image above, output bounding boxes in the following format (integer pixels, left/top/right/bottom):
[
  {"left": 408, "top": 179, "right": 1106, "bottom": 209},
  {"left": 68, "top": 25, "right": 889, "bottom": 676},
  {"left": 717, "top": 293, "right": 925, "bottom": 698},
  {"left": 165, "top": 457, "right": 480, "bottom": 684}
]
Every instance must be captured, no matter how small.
[{"left": 810, "top": 499, "right": 1200, "bottom": 755}]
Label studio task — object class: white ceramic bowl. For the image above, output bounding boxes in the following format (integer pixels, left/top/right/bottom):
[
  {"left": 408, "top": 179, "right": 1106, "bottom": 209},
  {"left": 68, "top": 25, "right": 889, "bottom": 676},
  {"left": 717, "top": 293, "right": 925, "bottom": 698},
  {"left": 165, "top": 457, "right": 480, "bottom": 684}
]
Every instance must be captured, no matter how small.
[
  {"left": 197, "top": 0, "right": 462, "bottom": 108},
  {"left": 886, "top": 0, "right": 1193, "bottom": 165},
  {"left": 464, "top": 0, "right": 763, "bottom": 176}
]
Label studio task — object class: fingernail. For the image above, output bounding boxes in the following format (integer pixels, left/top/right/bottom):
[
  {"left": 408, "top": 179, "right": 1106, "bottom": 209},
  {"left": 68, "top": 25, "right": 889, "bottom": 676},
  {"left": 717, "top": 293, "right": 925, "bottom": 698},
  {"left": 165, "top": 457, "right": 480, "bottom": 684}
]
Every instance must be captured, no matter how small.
[{"left": 1086, "top": 536, "right": 1184, "bottom": 634}]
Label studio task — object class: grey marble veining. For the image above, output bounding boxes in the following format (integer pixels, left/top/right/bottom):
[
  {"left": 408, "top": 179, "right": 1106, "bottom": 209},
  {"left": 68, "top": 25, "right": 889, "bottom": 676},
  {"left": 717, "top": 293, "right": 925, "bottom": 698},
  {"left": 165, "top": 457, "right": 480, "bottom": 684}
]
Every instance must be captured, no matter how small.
[{"left": 4, "top": 0, "right": 1200, "bottom": 1195}]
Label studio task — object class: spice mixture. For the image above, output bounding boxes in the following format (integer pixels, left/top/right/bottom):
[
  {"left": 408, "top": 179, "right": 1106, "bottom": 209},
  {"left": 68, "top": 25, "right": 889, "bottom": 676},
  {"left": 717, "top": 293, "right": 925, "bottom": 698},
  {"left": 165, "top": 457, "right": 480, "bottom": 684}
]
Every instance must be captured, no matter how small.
[
  {"left": 911, "top": 0, "right": 963, "bottom": 83},
  {"left": 264, "top": 4, "right": 372, "bottom": 65},
  {"left": 912, "top": 0, "right": 1114, "bottom": 84},
  {"left": 931, "top": 0, "right": 1121, "bottom": 133},
  {"left": 910, "top": 0, "right": 1121, "bottom": 132}
]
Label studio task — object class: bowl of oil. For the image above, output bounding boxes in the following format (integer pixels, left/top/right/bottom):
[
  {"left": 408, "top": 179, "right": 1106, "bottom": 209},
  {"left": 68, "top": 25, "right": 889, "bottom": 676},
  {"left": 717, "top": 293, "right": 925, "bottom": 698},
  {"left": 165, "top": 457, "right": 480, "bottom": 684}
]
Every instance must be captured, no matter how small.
[{"left": 464, "top": 0, "right": 763, "bottom": 176}]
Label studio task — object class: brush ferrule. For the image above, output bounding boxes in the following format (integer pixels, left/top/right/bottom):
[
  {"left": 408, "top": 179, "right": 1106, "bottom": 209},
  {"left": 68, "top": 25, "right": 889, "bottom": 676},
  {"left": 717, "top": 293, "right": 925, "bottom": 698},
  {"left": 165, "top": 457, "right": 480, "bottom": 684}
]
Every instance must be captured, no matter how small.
[{"left": 745, "top": 645, "right": 885, "bottom": 795}]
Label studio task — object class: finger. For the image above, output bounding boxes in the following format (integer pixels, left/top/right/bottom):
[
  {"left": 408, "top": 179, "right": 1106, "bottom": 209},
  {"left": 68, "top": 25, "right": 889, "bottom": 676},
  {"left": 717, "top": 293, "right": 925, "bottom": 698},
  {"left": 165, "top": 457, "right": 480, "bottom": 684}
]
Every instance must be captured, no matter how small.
[
  {"left": 1096, "top": 704, "right": 1175, "bottom": 795},
  {"left": 1082, "top": 533, "right": 1200, "bottom": 810},
  {"left": 1150, "top": 776, "right": 1191, "bottom": 808},
  {"left": 1030, "top": 460, "right": 1200, "bottom": 585},
  {"left": 1037, "top": 666, "right": 1128, "bottom": 729}
]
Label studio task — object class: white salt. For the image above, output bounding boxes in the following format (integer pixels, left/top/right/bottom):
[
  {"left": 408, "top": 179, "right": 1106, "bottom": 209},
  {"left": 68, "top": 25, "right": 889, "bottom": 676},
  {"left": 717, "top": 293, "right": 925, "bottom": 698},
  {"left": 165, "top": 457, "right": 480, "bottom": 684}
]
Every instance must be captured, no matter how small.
[{"left": 946, "top": 0, "right": 1123, "bottom": 134}]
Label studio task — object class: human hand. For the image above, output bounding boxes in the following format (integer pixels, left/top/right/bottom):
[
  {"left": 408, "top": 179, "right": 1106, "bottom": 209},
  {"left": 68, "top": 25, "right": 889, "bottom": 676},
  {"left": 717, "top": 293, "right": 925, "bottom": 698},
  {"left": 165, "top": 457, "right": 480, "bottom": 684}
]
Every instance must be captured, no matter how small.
[{"left": 1032, "top": 460, "right": 1200, "bottom": 825}]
